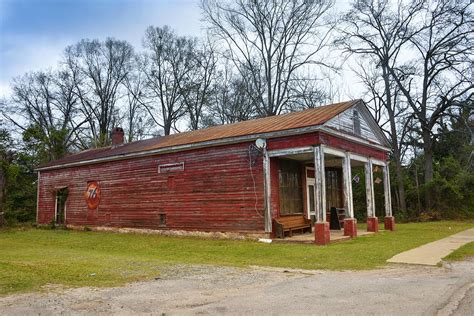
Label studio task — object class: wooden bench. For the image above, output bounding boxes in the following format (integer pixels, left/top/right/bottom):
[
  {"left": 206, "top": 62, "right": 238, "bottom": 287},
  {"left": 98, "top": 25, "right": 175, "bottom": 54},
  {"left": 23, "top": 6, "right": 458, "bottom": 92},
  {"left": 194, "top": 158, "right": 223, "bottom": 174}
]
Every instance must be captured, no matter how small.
[{"left": 273, "top": 215, "right": 312, "bottom": 239}]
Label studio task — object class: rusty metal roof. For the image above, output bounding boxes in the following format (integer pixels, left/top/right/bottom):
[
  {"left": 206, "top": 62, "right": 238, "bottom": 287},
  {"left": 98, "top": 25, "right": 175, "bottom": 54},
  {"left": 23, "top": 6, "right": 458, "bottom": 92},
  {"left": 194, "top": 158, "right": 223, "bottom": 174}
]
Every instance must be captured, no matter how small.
[{"left": 38, "top": 100, "right": 359, "bottom": 170}]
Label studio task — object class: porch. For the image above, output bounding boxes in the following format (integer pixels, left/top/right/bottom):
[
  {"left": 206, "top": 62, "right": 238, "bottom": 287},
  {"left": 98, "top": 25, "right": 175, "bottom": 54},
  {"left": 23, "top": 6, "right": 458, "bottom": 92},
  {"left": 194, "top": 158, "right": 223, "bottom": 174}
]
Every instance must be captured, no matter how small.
[
  {"left": 263, "top": 144, "right": 395, "bottom": 245},
  {"left": 272, "top": 229, "right": 376, "bottom": 244}
]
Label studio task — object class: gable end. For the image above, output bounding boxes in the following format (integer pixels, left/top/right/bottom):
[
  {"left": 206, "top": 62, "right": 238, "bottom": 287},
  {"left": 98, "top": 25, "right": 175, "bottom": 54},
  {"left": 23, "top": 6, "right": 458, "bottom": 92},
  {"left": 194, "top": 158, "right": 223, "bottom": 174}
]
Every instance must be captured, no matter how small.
[{"left": 323, "top": 101, "right": 390, "bottom": 147}]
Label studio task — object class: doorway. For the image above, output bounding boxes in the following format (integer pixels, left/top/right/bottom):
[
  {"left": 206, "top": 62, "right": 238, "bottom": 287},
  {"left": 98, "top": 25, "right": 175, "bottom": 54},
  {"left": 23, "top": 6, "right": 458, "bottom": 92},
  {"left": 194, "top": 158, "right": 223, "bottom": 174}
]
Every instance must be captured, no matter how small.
[
  {"left": 278, "top": 159, "right": 304, "bottom": 215},
  {"left": 55, "top": 188, "right": 68, "bottom": 225},
  {"left": 306, "top": 167, "right": 315, "bottom": 219},
  {"left": 305, "top": 166, "right": 344, "bottom": 220}
]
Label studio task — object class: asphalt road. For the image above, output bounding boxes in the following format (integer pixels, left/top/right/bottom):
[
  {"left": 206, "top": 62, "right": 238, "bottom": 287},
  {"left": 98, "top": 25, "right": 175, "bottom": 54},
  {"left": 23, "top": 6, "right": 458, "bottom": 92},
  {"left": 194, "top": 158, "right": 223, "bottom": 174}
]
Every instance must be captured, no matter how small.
[{"left": 1, "top": 259, "right": 473, "bottom": 315}]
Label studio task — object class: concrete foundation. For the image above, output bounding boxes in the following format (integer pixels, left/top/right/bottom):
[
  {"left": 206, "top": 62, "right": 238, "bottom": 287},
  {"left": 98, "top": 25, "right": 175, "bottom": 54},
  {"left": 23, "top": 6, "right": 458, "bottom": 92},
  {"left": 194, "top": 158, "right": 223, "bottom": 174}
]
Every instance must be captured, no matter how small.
[
  {"left": 367, "top": 217, "right": 379, "bottom": 232},
  {"left": 343, "top": 218, "right": 357, "bottom": 238},
  {"left": 384, "top": 216, "right": 395, "bottom": 231},
  {"left": 314, "top": 222, "right": 330, "bottom": 245}
]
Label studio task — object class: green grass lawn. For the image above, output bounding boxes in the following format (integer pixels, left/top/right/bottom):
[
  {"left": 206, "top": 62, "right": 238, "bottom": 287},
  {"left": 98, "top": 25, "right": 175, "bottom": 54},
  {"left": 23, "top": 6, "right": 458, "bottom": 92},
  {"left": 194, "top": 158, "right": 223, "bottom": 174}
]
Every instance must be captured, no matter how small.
[
  {"left": 444, "top": 241, "right": 474, "bottom": 261},
  {"left": 0, "top": 221, "right": 473, "bottom": 295}
]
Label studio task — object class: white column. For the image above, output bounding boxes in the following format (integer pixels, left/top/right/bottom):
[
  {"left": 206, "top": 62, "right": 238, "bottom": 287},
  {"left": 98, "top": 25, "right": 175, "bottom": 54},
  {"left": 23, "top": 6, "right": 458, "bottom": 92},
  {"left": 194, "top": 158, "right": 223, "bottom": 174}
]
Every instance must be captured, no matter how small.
[
  {"left": 314, "top": 146, "right": 326, "bottom": 222},
  {"left": 383, "top": 164, "right": 393, "bottom": 217},
  {"left": 342, "top": 152, "right": 354, "bottom": 218},
  {"left": 365, "top": 158, "right": 375, "bottom": 218},
  {"left": 263, "top": 148, "right": 272, "bottom": 232}
]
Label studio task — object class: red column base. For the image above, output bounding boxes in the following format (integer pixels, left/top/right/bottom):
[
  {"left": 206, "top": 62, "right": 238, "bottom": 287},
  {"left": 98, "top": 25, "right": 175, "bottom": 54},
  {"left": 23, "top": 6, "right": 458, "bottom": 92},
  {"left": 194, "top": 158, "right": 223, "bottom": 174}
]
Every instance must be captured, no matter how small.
[
  {"left": 367, "top": 217, "right": 379, "bottom": 232},
  {"left": 343, "top": 218, "right": 357, "bottom": 238},
  {"left": 314, "top": 222, "right": 330, "bottom": 245},
  {"left": 384, "top": 216, "right": 395, "bottom": 231}
]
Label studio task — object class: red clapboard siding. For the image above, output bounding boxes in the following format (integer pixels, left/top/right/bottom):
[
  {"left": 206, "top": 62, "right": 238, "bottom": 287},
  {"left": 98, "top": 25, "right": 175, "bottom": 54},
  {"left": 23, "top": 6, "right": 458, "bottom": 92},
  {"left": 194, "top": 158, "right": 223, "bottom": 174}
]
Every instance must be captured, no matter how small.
[
  {"left": 38, "top": 142, "right": 265, "bottom": 232},
  {"left": 37, "top": 132, "right": 388, "bottom": 233},
  {"left": 318, "top": 132, "right": 388, "bottom": 160},
  {"left": 267, "top": 131, "right": 387, "bottom": 161}
]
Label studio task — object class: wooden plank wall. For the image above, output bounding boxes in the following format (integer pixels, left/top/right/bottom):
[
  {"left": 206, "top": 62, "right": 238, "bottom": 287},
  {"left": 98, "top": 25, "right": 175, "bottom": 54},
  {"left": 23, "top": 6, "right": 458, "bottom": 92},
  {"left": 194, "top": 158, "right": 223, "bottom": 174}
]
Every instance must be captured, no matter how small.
[
  {"left": 325, "top": 108, "right": 380, "bottom": 144},
  {"left": 38, "top": 142, "right": 265, "bottom": 232},
  {"left": 267, "top": 131, "right": 387, "bottom": 161},
  {"left": 38, "top": 132, "right": 388, "bottom": 233}
]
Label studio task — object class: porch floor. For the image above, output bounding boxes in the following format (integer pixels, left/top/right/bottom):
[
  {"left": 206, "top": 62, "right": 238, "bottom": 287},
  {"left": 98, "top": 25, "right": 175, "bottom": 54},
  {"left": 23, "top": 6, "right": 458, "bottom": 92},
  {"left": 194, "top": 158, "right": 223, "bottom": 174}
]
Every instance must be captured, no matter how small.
[{"left": 272, "top": 229, "right": 375, "bottom": 244}]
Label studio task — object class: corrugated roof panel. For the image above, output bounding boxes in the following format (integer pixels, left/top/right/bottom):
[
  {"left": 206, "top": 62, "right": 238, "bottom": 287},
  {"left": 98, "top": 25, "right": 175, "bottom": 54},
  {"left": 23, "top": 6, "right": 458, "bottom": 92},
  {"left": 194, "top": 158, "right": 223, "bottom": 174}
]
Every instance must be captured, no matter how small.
[{"left": 38, "top": 100, "right": 359, "bottom": 169}]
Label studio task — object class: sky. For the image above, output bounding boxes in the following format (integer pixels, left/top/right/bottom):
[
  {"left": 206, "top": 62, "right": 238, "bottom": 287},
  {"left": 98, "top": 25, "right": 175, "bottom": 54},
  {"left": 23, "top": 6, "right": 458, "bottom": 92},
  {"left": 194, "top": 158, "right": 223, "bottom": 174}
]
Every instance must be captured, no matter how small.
[
  {"left": 0, "top": 0, "right": 354, "bottom": 100},
  {"left": 0, "top": 0, "right": 203, "bottom": 98}
]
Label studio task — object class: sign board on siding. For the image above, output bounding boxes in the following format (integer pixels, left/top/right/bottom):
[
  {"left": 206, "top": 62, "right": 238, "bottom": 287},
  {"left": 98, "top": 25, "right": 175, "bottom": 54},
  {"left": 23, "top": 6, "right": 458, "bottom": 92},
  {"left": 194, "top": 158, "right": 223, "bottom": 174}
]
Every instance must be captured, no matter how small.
[
  {"left": 158, "top": 162, "right": 185, "bottom": 173},
  {"left": 84, "top": 181, "right": 101, "bottom": 209}
]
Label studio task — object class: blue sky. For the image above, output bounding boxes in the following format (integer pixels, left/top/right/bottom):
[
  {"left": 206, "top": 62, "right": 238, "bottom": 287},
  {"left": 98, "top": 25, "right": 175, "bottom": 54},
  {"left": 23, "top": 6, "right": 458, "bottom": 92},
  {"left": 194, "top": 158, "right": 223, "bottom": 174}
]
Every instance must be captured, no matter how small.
[{"left": 0, "top": 0, "right": 203, "bottom": 97}]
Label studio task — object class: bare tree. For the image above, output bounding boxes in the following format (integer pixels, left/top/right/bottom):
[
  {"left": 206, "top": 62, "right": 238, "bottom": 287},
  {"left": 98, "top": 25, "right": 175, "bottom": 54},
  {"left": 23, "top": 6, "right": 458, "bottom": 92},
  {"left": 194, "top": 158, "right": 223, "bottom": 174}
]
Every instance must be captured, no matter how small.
[
  {"left": 288, "top": 75, "right": 333, "bottom": 111},
  {"left": 386, "top": 0, "right": 474, "bottom": 209},
  {"left": 3, "top": 70, "right": 83, "bottom": 161},
  {"left": 64, "top": 38, "right": 134, "bottom": 147},
  {"left": 202, "top": 0, "right": 335, "bottom": 117},
  {"left": 122, "top": 56, "right": 155, "bottom": 141},
  {"left": 337, "top": 0, "right": 424, "bottom": 213},
  {"left": 181, "top": 40, "right": 218, "bottom": 130},
  {"left": 203, "top": 63, "right": 258, "bottom": 126},
  {"left": 142, "top": 26, "right": 196, "bottom": 135}
]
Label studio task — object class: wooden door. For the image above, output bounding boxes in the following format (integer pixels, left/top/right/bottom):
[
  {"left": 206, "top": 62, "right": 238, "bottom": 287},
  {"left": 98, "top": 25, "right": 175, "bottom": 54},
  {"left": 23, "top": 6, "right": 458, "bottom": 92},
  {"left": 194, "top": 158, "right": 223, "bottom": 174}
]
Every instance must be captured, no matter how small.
[
  {"left": 326, "top": 168, "right": 343, "bottom": 213},
  {"left": 278, "top": 160, "right": 303, "bottom": 215}
]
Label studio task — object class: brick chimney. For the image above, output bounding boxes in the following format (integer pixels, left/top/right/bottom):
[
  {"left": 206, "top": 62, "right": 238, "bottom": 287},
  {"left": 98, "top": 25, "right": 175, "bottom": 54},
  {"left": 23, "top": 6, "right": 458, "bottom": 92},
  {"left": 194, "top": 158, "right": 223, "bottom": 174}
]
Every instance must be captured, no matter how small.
[{"left": 111, "top": 127, "right": 124, "bottom": 147}]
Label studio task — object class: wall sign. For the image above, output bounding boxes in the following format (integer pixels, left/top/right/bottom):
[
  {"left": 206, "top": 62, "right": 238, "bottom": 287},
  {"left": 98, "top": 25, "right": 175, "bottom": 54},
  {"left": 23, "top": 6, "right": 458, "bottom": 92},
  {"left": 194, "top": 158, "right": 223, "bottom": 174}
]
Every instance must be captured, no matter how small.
[
  {"left": 84, "top": 181, "right": 101, "bottom": 209},
  {"left": 158, "top": 162, "right": 185, "bottom": 173}
]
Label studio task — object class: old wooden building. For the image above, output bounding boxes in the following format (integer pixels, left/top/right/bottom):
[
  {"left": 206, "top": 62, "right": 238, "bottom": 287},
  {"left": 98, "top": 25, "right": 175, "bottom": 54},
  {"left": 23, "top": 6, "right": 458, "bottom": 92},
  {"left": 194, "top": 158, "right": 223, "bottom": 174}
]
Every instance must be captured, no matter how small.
[{"left": 36, "top": 100, "right": 395, "bottom": 244}]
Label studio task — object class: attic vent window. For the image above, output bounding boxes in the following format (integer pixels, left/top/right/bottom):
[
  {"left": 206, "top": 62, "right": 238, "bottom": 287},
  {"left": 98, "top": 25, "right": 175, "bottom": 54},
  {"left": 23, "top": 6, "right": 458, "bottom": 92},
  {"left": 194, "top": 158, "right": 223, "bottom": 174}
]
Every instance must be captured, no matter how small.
[{"left": 353, "top": 110, "right": 361, "bottom": 136}]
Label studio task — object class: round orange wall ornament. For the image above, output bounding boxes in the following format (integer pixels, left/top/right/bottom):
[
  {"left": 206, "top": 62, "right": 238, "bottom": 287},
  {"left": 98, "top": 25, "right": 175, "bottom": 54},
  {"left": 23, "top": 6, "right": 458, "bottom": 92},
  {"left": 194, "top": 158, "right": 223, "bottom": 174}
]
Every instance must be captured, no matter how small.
[{"left": 84, "top": 181, "right": 101, "bottom": 209}]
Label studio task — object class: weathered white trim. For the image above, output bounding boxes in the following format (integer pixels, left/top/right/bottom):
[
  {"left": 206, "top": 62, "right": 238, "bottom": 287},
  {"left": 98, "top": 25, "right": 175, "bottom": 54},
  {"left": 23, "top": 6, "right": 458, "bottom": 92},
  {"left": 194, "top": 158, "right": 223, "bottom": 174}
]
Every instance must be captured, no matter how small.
[
  {"left": 349, "top": 153, "right": 369, "bottom": 163},
  {"left": 54, "top": 193, "right": 58, "bottom": 224},
  {"left": 37, "top": 122, "right": 390, "bottom": 171},
  {"left": 320, "top": 148, "right": 326, "bottom": 222},
  {"left": 383, "top": 165, "right": 393, "bottom": 217},
  {"left": 365, "top": 159, "right": 376, "bottom": 217},
  {"left": 314, "top": 146, "right": 326, "bottom": 222},
  {"left": 268, "top": 146, "right": 313, "bottom": 157},
  {"left": 305, "top": 167, "right": 315, "bottom": 220},
  {"left": 263, "top": 148, "right": 272, "bottom": 232},
  {"left": 343, "top": 152, "right": 354, "bottom": 218},
  {"left": 371, "top": 158, "right": 387, "bottom": 167},
  {"left": 321, "top": 146, "right": 345, "bottom": 158},
  {"left": 36, "top": 171, "right": 40, "bottom": 224},
  {"left": 355, "top": 102, "right": 392, "bottom": 147},
  {"left": 64, "top": 194, "right": 67, "bottom": 225}
]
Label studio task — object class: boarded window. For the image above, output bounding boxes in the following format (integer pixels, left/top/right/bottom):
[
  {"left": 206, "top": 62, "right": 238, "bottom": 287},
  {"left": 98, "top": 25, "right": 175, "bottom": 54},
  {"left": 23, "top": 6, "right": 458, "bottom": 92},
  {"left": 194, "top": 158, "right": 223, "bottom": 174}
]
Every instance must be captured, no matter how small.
[
  {"left": 159, "top": 213, "right": 167, "bottom": 226},
  {"left": 278, "top": 160, "right": 303, "bottom": 215},
  {"left": 353, "top": 110, "right": 361, "bottom": 135}
]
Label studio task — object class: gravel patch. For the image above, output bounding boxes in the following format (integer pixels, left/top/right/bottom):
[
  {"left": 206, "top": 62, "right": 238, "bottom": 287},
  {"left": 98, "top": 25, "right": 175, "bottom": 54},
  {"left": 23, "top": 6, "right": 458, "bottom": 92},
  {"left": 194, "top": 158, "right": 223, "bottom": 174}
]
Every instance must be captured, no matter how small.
[{"left": 1, "top": 260, "right": 473, "bottom": 315}]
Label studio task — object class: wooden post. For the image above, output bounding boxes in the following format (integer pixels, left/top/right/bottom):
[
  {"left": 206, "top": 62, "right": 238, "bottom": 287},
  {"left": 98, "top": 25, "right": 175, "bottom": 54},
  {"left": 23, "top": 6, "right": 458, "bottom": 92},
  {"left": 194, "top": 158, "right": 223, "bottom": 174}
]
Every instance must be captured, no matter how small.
[
  {"left": 263, "top": 148, "right": 272, "bottom": 233},
  {"left": 314, "top": 146, "right": 326, "bottom": 222},
  {"left": 366, "top": 158, "right": 379, "bottom": 232},
  {"left": 314, "top": 146, "right": 329, "bottom": 245},
  {"left": 383, "top": 164, "right": 392, "bottom": 217},
  {"left": 365, "top": 159, "right": 375, "bottom": 218},
  {"left": 343, "top": 152, "right": 357, "bottom": 237},
  {"left": 383, "top": 164, "right": 395, "bottom": 231},
  {"left": 342, "top": 152, "right": 354, "bottom": 218}
]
